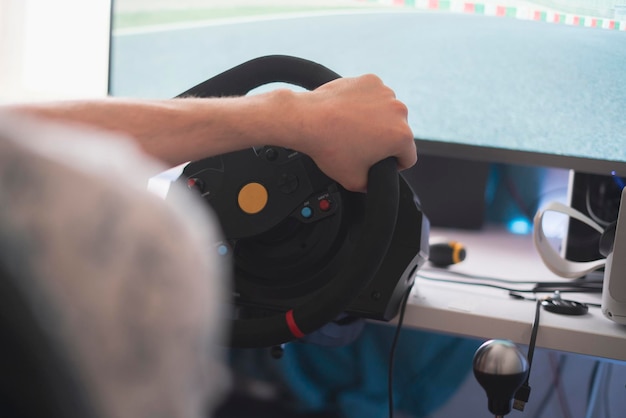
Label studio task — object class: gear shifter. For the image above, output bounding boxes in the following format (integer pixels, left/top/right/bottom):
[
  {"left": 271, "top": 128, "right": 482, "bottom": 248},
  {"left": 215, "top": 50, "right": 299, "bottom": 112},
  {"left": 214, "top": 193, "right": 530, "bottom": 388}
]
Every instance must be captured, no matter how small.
[{"left": 473, "top": 339, "right": 529, "bottom": 418}]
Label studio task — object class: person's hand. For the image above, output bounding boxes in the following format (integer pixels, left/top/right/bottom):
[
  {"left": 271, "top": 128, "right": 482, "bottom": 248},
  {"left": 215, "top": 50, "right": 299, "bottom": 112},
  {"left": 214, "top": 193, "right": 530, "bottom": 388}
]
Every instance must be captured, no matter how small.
[
  {"left": 3, "top": 73, "right": 416, "bottom": 193},
  {"left": 290, "top": 74, "right": 417, "bottom": 192}
]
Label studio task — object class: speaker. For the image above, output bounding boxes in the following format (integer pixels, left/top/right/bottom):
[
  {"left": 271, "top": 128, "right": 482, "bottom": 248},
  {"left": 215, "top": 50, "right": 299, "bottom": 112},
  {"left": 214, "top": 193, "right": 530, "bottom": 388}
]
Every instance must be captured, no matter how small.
[{"left": 601, "top": 187, "right": 626, "bottom": 324}]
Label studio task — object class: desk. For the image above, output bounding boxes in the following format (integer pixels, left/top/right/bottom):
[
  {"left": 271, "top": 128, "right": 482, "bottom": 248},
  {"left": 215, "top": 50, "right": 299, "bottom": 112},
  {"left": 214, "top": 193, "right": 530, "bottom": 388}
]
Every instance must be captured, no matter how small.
[{"left": 403, "top": 225, "right": 626, "bottom": 362}]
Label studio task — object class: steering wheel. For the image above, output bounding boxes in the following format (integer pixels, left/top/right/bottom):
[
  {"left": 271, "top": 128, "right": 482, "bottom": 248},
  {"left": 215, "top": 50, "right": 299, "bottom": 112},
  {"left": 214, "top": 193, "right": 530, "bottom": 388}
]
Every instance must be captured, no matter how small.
[{"left": 176, "top": 55, "right": 400, "bottom": 348}]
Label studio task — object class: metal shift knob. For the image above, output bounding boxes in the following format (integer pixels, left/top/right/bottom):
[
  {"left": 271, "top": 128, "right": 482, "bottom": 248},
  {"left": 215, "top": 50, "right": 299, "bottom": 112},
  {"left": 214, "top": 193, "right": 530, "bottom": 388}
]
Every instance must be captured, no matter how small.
[{"left": 473, "top": 339, "right": 529, "bottom": 418}]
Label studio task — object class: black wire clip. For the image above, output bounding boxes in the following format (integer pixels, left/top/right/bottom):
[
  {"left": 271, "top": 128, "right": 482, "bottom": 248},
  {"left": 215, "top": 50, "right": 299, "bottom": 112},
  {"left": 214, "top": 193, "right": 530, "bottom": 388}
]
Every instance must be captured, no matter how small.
[{"left": 540, "top": 291, "right": 589, "bottom": 316}]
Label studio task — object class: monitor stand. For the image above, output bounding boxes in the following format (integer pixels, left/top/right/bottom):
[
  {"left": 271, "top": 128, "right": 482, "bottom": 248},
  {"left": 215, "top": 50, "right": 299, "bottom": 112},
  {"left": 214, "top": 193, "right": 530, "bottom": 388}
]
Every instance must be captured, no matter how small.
[{"left": 402, "top": 154, "right": 490, "bottom": 230}]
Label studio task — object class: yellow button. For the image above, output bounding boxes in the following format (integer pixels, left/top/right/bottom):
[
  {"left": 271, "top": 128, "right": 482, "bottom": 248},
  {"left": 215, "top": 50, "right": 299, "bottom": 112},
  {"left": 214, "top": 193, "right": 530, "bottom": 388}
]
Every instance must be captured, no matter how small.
[{"left": 238, "top": 182, "right": 268, "bottom": 214}]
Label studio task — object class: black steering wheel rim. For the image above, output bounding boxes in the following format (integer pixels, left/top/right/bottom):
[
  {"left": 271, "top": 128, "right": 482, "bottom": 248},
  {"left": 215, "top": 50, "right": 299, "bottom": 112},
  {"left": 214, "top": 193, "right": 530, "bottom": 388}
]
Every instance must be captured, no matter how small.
[{"left": 179, "top": 55, "right": 400, "bottom": 348}]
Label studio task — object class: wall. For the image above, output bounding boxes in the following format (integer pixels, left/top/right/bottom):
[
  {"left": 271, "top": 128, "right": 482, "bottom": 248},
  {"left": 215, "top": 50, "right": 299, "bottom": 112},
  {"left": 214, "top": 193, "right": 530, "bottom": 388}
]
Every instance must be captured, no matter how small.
[{"left": 0, "top": 0, "right": 111, "bottom": 102}]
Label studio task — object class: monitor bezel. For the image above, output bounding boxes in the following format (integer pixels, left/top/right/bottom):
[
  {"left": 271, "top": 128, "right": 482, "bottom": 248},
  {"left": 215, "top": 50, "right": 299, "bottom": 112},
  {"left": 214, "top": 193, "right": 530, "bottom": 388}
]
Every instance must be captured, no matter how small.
[{"left": 415, "top": 138, "right": 626, "bottom": 177}]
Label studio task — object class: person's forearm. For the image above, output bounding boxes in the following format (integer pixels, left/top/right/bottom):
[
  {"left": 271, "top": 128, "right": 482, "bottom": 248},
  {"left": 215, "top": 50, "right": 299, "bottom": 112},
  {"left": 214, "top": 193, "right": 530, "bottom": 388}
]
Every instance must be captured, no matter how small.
[
  {"left": 6, "top": 90, "right": 300, "bottom": 167},
  {"left": 5, "top": 74, "right": 416, "bottom": 192}
]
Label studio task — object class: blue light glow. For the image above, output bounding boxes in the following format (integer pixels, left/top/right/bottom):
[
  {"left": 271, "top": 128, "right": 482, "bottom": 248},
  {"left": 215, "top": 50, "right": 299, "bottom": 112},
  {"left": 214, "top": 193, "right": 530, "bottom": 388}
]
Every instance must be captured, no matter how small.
[
  {"left": 508, "top": 217, "right": 532, "bottom": 235},
  {"left": 611, "top": 171, "right": 625, "bottom": 189}
]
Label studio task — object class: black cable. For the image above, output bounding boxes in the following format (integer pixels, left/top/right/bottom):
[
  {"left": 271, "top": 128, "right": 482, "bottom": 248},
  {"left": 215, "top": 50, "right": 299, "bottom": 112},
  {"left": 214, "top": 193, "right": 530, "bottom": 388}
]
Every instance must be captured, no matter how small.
[
  {"left": 421, "top": 267, "right": 541, "bottom": 284},
  {"left": 512, "top": 299, "right": 541, "bottom": 411},
  {"left": 417, "top": 271, "right": 602, "bottom": 295},
  {"left": 527, "top": 299, "right": 541, "bottom": 372},
  {"left": 388, "top": 284, "right": 413, "bottom": 418},
  {"left": 417, "top": 273, "right": 539, "bottom": 293},
  {"left": 420, "top": 268, "right": 604, "bottom": 289}
]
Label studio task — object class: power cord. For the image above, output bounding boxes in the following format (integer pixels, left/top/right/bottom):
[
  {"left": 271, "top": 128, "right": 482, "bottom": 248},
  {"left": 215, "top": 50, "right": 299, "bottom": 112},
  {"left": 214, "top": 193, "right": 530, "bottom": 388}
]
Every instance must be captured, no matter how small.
[
  {"left": 513, "top": 294, "right": 612, "bottom": 418},
  {"left": 388, "top": 284, "right": 413, "bottom": 418},
  {"left": 417, "top": 269, "right": 602, "bottom": 299},
  {"left": 511, "top": 299, "right": 541, "bottom": 411}
]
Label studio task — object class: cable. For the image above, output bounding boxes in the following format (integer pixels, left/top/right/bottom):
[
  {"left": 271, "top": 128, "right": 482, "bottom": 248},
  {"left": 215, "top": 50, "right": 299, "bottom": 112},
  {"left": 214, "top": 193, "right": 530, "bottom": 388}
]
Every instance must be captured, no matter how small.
[
  {"left": 420, "top": 267, "right": 604, "bottom": 289},
  {"left": 417, "top": 272, "right": 538, "bottom": 293},
  {"left": 602, "top": 362, "right": 614, "bottom": 418},
  {"left": 421, "top": 267, "right": 540, "bottom": 284},
  {"left": 527, "top": 300, "right": 541, "bottom": 369},
  {"left": 501, "top": 166, "right": 536, "bottom": 221},
  {"left": 512, "top": 299, "right": 541, "bottom": 411},
  {"left": 533, "top": 353, "right": 568, "bottom": 418},
  {"left": 585, "top": 361, "right": 606, "bottom": 418},
  {"left": 388, "top": 284, "right": 413, "bottom": 418},
  {"left": 417, "top": 270, "right": 602, "bottom": 296},
  {"left": 550, "top": 352, "right": 574, "bottom": 418}
]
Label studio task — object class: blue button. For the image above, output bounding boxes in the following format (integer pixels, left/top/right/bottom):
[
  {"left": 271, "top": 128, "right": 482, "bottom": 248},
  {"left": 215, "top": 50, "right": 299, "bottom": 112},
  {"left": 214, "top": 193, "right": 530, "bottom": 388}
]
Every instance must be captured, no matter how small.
[
  {"left": 217, "top": 244, "right": 229, "bottom": 256},
  {"left": 300, "top": 206, "right": 313, "bottom": 219}
]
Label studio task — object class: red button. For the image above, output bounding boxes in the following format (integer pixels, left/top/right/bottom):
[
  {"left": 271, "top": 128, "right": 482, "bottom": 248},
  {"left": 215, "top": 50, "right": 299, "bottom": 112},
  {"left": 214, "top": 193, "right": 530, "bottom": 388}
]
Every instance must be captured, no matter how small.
[
  {"left": 187, "top": 178, "right": 203, "bottom": 191},
  {"left": 319, "top": 199, "right": 331, "bottom": 211}
]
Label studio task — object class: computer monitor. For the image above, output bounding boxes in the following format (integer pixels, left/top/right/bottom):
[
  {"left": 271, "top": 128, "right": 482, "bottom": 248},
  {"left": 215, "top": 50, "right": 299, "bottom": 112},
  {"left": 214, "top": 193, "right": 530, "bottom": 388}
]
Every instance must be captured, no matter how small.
[
  {"left": 109, "top": 1, "right": 626, "bottom": 229},
  {"left": 110, "top": 1, "right": 626, "bottom": 170}
]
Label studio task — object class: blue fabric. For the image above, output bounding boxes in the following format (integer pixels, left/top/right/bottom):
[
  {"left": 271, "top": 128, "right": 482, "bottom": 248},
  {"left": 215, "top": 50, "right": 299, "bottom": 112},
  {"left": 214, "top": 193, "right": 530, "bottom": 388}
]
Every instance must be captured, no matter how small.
[{"left": 230, "top": 323, "right": 480, "bottom": 418}]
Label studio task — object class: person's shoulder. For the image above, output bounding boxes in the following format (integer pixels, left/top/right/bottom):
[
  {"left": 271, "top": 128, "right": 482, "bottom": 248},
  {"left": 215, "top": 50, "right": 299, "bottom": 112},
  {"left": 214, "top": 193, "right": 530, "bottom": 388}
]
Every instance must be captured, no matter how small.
[{"left": 0, "top": 111, "right": 231, "bottom": 417}]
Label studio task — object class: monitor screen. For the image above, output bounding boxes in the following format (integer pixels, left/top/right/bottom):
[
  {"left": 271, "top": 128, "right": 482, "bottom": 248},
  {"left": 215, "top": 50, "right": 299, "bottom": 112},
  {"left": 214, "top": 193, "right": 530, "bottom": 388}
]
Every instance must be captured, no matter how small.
[{"left": 110, "top": 1, "right": 626, "bottom": 176}]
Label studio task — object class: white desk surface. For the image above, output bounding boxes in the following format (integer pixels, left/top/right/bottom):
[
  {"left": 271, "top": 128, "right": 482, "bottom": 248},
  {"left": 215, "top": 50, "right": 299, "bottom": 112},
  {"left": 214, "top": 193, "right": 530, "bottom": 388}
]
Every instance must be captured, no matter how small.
[{"left": 404, "top": 225, "right": 626, "bottom": 362}]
